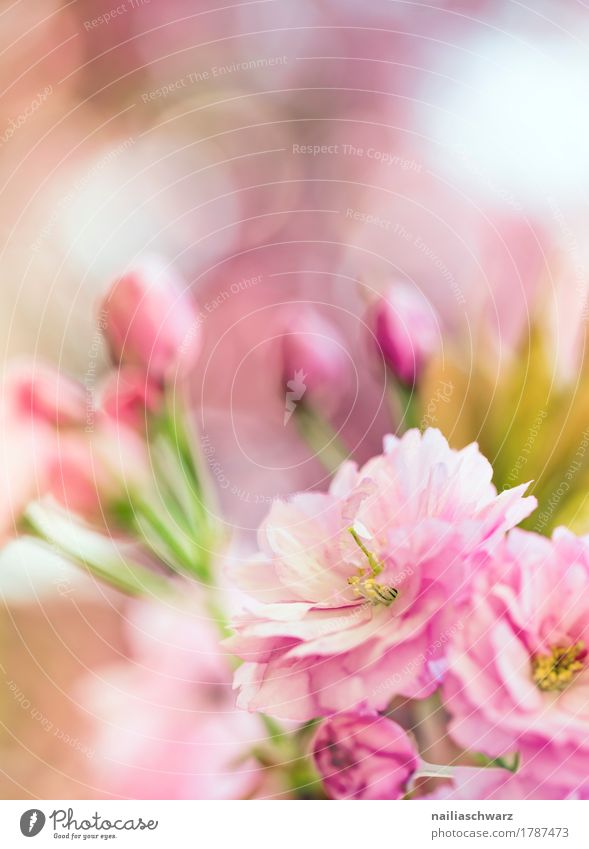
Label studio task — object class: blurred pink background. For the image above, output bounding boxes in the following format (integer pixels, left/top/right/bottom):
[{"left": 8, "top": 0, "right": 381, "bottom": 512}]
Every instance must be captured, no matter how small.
[{"left": 1, "top": 0, "right": 589, "bottom": 799}]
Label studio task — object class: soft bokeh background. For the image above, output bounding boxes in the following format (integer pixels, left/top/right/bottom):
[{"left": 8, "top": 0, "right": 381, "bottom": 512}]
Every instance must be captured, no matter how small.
[{"left": 2, "top": 0, "right": 589, "bottom": 798}]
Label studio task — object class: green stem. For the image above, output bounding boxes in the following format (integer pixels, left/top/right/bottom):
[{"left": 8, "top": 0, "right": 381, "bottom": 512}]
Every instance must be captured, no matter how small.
[
  {"left": 387, "top": 373, "right": 421, "bottom": 432},
  {"left": 158, "top": 396, "right": 225, "bottom": 578},
  {"left": 260, "top": 714, "right": 288, "bottom": 743},
  {"left": 23, "top": 504, "right": 171, "bottom": 598},
  {"left": 473, "top": 751, "right": 520, "bottom": 773},
  {"left": 133, "top": 499, "right": 207, "bottom": 578},
  {"left": 294, "top": 404, "right": 349, "bottom": 474},
  {"left": 162, "top": 394, "right": 217, "bottom": 517}
]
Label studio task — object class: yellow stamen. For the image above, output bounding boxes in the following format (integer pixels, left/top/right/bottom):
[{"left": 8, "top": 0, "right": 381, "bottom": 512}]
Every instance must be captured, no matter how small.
[
  {"left": 348, "top": 527, "right": 384, "bottom": 575},
  {"left": 532, "top": 642, "right": 585, "bottom": 692},
  {"left": 347, "top": 527, "right": 398, "bottom": 606}
]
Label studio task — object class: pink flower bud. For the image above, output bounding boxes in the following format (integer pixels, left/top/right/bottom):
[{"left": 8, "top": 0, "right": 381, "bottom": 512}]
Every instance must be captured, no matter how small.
[
  {"left": 312, "top": 712, "right": 420, "bottom": 800},
  {"left": 370, "top": 283, "right": 438, "bottom": 385},
  {"left": 3, "top": 360, "right": 88, "bottom": 429},
  {"left": 0, "top": 361, "right": 88, "bottom": 540},
  {"left": 100, "top": 367, "right": 164, "bottom": 431},
  {"left": 280, "top": 309, "right": 348, "bottom": 395},
  {"left": 0, "top": 361, "right": 150, "bottom": 535},
  {"left": 100, "top": 256, "right": 202, "bottom": 384},
  {"left": 47, "top": 420, "right": 150, "bottom": 520}
]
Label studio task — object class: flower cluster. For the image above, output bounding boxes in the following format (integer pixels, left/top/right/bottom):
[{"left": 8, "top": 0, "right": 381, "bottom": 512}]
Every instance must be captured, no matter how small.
[
  {"left": 220, "top": 280, "right": 589, "bottom": 797},
  {"left": 442, "top": 528, "right": 589, "bottom": 798},
  {"left": 227, "top": 433, "right": 589, "bottom": 797},
  {"left": 226, "top": 428, "right": 535, "bottom": 719},
  {"left": 3, "top": 259, "right": 589, "bottom": 800}
]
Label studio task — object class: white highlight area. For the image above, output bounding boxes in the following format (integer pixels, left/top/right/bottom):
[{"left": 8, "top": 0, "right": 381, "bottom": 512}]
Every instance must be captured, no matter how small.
[{"left": 427, "top": 32, "right": 589, "bottom": 207}]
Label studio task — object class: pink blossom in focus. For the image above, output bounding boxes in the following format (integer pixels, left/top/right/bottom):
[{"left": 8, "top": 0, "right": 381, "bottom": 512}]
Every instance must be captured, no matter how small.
[
  {"left": 369, "top": 283, "right": 439, "bottom": 386},
  {"left": 84, "top": 594, "right": 263, "bottom": 800},
  {"left": 100, "top": 255, "right": 201, "bottom": 384},
  {"left": 227, "top": 428, "right": 535, "bottom": 720},
  {"left": 313, "top": 712, "right": 419, "bottom": 799},
  {"left": 443, "top": 528, "right": 589, "bottom": 793}
]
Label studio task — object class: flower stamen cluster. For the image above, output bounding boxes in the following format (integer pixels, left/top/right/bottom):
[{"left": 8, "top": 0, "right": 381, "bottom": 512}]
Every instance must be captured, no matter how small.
[
  {"left": 532, "top": 642, "right": 585, "bottom": 692},
  {"left": 346, "top": 527, "right": 398, "bottom": 606}
]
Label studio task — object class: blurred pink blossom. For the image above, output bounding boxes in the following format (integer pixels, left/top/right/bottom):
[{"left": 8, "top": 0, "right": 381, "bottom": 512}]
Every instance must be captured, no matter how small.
[
  {"left": 0, "top": 419, "right": 51, "bottom": 543},
  {"left": 280, "top": 308, "right": 349, "bottom": 400},
  {"left": 100, "top": 367, "right": 164, "bottom": 431},
  {"left": 3, "top": 360, "right": 88, "bottom": 429},
  {"left": 46, "top": 418, "right": 149, "bottom": 521},
  {"left": 0, "top": 361, "right": 80, "bottom": 540},
  {"left": 83, "top": 594, "right": 263, "bottom": 800},
  {"left": 428, "top": 766, "right": 589, "bottom": 801},
  {"left": 0, "top": 359, "right": 149, "bottom": 532}
]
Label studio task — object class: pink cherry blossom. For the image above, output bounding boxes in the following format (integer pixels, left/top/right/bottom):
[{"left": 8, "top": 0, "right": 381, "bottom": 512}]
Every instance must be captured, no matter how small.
[
  {"left": 83, "top": 594, "right": 264, "bottom": 800},
  {"left": 3, "top": 360, "right": 88, "bottom": 429},
  {"left": 313, "top": 712, "right": 419, "bottom": 799},
  {"left": 0, "top": 361, "right": 84, "bottom": 540},
  {"left": 0, "top": 414, "right": 51, "bottom": 542},
  {"left": 427, "top": 766, "right": 589, "bottom": 801},
  {"left": 443, "top": 527, "right": 589, "bottom": 794},
  {"left": 0, "top": 359, "right": 149, "bottom": 531},
  {"left": 46, "top": 416, "right": 149, "bottom": 520},
  {"left": 227, "top": 428, "right": 535, "bottom": 720}
]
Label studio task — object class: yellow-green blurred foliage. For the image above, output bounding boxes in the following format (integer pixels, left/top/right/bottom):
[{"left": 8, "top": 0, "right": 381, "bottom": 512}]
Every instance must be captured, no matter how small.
[{"left": 421, "top": 316, "right": 589, "bottom": 535}]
